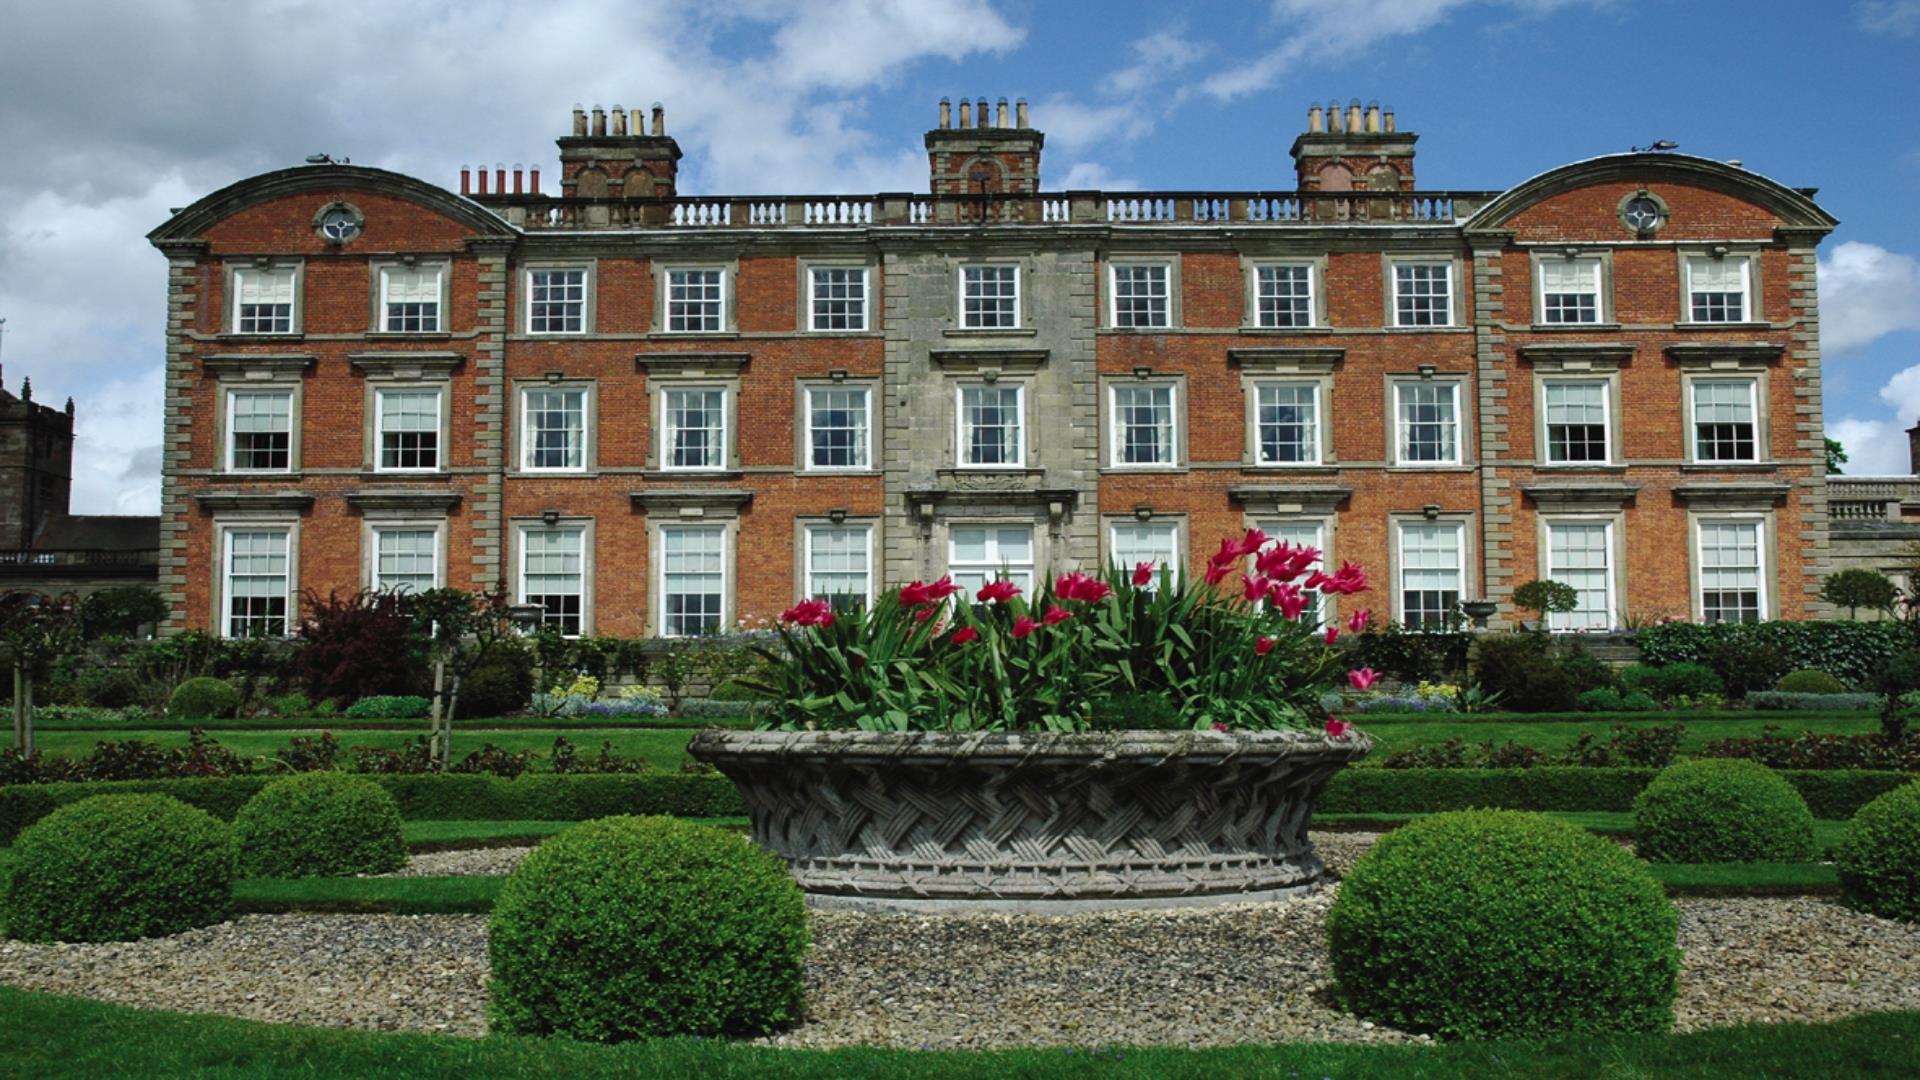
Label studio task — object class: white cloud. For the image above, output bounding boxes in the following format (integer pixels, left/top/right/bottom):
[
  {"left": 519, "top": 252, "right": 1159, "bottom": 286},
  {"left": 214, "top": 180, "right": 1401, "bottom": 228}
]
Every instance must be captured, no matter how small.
[
  {"left": 1056, "top": 162, "right": 1142, "bottom": 191},
  {"left": 1201, "top": 0, "right": 1602, "bottom": 100},
  {"left": 1828, "top": 417, "right": 1910, "bottom": 477},
  {"left": 1858, "top": 1, "right": 1920, "bottom": 34},
  {"left": 1817, "top": 241, "right": 1920, "bottom": 355},
  {"left": 0, "top": 0, "right": 1025, "bottom": 511},
  {"left": 1098, "top": 30, "right": 1207, "bottom": 98}
]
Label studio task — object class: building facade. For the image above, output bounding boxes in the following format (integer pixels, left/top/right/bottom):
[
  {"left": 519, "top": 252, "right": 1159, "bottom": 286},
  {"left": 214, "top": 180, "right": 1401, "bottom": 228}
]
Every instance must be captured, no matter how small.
[{"left": 147, "top": 98, "right": 1838, "bottom": 638}]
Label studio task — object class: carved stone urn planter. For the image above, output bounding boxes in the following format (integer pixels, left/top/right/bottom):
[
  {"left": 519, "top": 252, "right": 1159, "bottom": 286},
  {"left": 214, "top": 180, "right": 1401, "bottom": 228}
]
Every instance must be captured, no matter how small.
[{"left": 688, "top": 728, "right": 1371, "bottom": 912}]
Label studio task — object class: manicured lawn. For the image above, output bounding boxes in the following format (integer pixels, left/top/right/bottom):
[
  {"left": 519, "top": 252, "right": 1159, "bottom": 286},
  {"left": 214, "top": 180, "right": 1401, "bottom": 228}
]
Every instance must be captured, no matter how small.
[
  {"left": 1354, "top": 709, "right": 1871, "bottom": 725},
  {"left": 237, "top": 875, "right": 503, "bottom": 914},
  {"left": 1647, "top": 862, "right": 1842, "bottom": 896},
  {"left": 29, "top": 728, "right": 701, "bottom": 771},
  {"left": 31, "top": 713, "right": 750, "bottom": 732},
  {"left": 2, "top": 986, "right": 1916, "bottom": 1079}
]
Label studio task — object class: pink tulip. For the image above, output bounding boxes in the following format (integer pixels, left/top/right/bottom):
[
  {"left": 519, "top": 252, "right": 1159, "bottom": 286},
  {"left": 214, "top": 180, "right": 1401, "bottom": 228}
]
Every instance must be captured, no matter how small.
[
  {"left": 1347, "top": 668, "right": 1379, "bottom": 691},
  {"left": 1274, "top": 584, "right": 1309, "bottom": 621},
  {"left": 924, "top": 575, "right": 962, "bottom": 601},
  {"left": 899, "top": 580, "right": 931, "bottom": 606},
  {"left": 1323, "top": 625, "right": 1340, "bottom": 645},
  {"left": 1346, "top": 608, "right": 1373, "bottom": 634},
  {"left": 950, "top": 627, "right": 979, "bottom": 645},
  {"left": 1203, "top": 560, "right": 1233, "bottom": 586},
  {"left": 1011, "top": 615, "right": 1039, "bottom": 640},
  {"left": 1234, "top": 528, "right": 1270, "bottom": 558},
  {"left": 1043, "top": 605, "right": 1073, "bottom": 626},
  {"left": 1211, "top": 721, "right": 1230, "bottom": 733},
  {"left": 779, "top": 599, "right": 834, "bottom": 628},
  {"left": 1132, "top": 561, "right": 1155, "bottom": 587},
  {"left": 1255, "top": 635, "right": 1276, "bottom": 656},
  {"left": 1242, "top": 574, "right": 1273, "bottom": 603},
  {"left": 976, "top": 578, "right": 1021, "bottom": 604},
  {"left": 1325, "top": 719, "right": 1352, "bottom": 738}
]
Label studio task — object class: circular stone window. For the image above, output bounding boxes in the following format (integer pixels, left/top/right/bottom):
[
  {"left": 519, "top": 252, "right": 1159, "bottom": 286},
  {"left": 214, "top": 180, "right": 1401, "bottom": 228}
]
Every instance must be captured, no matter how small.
[
  {"left": 314, "top": 202, "right": 364, "bottom": 244},
  {"left": 1617, "top": 190, "right": 1668, "bottom": 237}
]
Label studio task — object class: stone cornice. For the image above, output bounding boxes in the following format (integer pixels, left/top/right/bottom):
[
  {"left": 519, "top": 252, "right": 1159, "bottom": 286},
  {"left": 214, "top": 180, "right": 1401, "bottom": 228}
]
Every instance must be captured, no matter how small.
[
  {"left": 192, "top": 491, "right": 315, "bottom": 513},
  {"left": 1520, "top": 481, "right": 1642, "bottom": 510},
  {"left": 1672, "top": 481, "right": 1792, "bottom": 509},
  {"left": 1516, "top": 342, "right": 1636, "bottom": 372},
  {"left": 200, "top": 353, "right": 316, "bottom": 378},
  {"left": 1227, "top": 347, "right": 1344, "bottom": 375},
  {"left": 343, "top": 488, "right": 464, "bottom": 513},
  {"left": 348, "top": 351, "right": 465, "bottom": 379},
  {"left": 633, "top": 351, "right": 751, "bottom": 375},
  {"left": 1227, "top": 484, "right": 1353, "bottom": 514},
  {"left": 1664, "top": 342, "right": 1786, "bottom": 370},
  {"left": 629, "top": 488, "right": 755, "bottom": 518}
]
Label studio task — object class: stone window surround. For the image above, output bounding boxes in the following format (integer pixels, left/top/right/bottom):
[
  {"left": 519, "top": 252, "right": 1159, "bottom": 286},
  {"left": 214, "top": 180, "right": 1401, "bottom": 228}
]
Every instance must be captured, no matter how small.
[
  {"left": 794, "top": 516, "right": 880, "bottom": 608},
  {"left": 953, "top": 260, "right": 1026, "bottom": 332},
  {"left": 950, "top": 379, "right": 1031, "bottom": 471},
  {"left": 1101, "top": 513, "right": 1187, "bottom": 577},
  {"left": 648, "top": 517, "right": 738, "bottom": 638},
  {"left": 1380, "top": 252, "right": 1467, "bottom": 329},
  {"left": 1534, "top": 511, "right": 1626, "bottom": 631},
  {"left": 639, "top": 354, "right": 746, "bottom": 473},
  {"left": 217, "top": 379, "right": 303, "bottom": 475},
  {"left": 1687, "top": 510, "right": 1774, "bottom": 623},
  {"left": 1239, "top": 255, "right": 1330, "bottom": 331},
  {"left": 210, "top": 516, "right": 300, "bottom": 639},
  {"left": 1677, "top": 246, "right": 1764, "bottom": 325},
  {"left": 1387, "top": 512, "right": 1477, "bottom": 628},
  {"left": 797, "top": 259, "right": 875, "bottom": 334},
  {"left": 520, "top": 260, "right": 596, "bottom": 336},
  {"left": 1231, "top": 347, "right": 1341, "bottom": 469},
  {"left": 361, "top": 517, "right": 448, "bottom": 592},
  {"left": 510, "top": 378, "right": 598, "bottom": 475},
  {"left": 1099, "top": 374, "right": 1187, "bottom": 471},
  {"left": 795, "top": 376, "right": 878, "bottom": 474},
  {"left": 1103, "top": 254, "right": 1181, "bottom": 330},
  {"left": 365, "top": 382, "right": 450, "bottom": 474},
  {"left": 1678, "top": 363, "right": 1772, "bottom": 466},
  {"left": 1528, "top": 249, "right": 1615, "bottom": 327},
  {"left": 222, "top": 259, "right": 306, "bottom": 337},
  {"left": 655, "top": 260, "right": 740, "bottom": 335},
  {"left": 368, "top": 258, "right": 453, "bottom": 336},
  {"left": 1384, "top": 373, "right": 1472, "bottom": 468},
  {"left": 511, "top": 516, "right": 596, "bottom": 637},
  {"left": 1532, "top": 370, "right": 1623, "bottom": 468}
]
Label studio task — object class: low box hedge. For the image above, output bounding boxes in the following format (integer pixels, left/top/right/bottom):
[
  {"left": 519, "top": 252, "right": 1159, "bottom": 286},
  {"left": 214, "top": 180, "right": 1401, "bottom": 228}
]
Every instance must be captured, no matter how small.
[
  {"left": 1315, "top": 766, "right": 1910, "bottom": 819},
  {"left": 0, "top": 773, "right": 744, "bottom": 843}
]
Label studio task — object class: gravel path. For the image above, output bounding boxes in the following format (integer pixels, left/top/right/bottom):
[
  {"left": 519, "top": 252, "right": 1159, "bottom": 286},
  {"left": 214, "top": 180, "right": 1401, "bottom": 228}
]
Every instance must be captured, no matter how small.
[
  {"left": 382, "top": 848, "right": 534, "bottom": 878},
  {"left": 4, "top": 831, "right": 1919, "bottom": 1047}
]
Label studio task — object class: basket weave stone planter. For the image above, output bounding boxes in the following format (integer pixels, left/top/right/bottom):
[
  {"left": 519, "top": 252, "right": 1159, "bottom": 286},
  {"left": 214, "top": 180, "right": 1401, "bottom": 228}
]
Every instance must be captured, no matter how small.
[{"left": 688, "top": 728, "right": 1371, "bottom": 911}]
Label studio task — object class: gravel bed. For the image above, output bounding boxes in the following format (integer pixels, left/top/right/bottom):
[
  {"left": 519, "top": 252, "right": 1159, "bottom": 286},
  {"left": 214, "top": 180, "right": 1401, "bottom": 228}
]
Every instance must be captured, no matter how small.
[
  {"left": 381, "top": 847, "right": 534, "bottom": 878},
  {"left": 3, "top": 831, "right": 1919, "bottom": 1047}
]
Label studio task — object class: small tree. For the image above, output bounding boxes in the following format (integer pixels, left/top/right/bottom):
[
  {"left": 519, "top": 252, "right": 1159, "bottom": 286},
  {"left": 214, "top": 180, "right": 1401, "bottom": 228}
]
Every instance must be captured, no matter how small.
[
  {"left": 1821, "top": 569, "right": 1898, "bottom": 620},
  {"left": 0, "top": 591, "right": 82, "bottom": 754},
  {"left": 78, "top": 586, "right": 168, "bottom": 640},
  {"left": 410, "top": 585, "right": 515, "bottom": 767},
  {"left": 1825, "top": 435, "right": 1848, "bottom": 476},
  {"left": 1511, "top": 578, "right": 1579, "bottom": 631}
]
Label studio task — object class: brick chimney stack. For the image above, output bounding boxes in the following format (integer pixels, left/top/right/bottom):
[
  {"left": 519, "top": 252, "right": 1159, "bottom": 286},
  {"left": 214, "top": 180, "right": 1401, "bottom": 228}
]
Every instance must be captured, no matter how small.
[
  {"left": 1290, "top": 98, "right": 1417, "bottom": 192},
  {"left": 926, "top": 96, "right": 1043, "bottom": 196},
  {"left": 556, "top": 101, "right": 683, "bottom": 199},
  {"left": 1907, "top": 419, "right": 1920, "bottom": 475}
]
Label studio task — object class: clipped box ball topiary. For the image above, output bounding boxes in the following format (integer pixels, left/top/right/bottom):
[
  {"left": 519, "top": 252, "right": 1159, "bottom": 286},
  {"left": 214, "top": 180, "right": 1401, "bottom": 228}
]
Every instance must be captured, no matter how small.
[
  {"left": 1326, "top": 809, "right": 1678, "bottom": 1039},
  {"left": 1633, "top": 758, "right": 1816, "bottom": 864},
  {"left": 166, "top": 676, "right": 241, "bottom": 721},
  {"left": 1775, "top": 668, "right": 1848, "bottom": 695},
  {"left": 0, "top": 793, "right": 233, "bottom": 942},
  {"left": 1836, "top": 780, "right": 1920, "bottom": 922},
  {"left": 489, "top": 815, "right": 808, "bottom": 1042},
  {"left": 232, "top": 772, "right": 408, "bottom": 878}
]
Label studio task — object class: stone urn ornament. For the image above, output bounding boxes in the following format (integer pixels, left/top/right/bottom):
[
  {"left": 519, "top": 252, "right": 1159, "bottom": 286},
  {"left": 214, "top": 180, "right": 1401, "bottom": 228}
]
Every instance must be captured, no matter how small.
[{"left": 695, "top": 531, "right": 1376, "bottom": 911}]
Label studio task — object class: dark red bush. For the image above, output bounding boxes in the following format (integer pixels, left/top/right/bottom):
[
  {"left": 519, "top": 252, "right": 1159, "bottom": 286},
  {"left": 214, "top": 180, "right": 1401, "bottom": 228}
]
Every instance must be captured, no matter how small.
[{"left": 290, "top": 590, "right": 426, "bottom": 706}]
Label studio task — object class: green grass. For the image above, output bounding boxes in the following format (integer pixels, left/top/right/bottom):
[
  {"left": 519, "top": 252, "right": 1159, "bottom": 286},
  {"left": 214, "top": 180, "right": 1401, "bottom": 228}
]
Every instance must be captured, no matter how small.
[
  {"left": 235, "top": 875, "right": 503, "bottom": 914},
  {"left": 1646, "top": 862, "right": 1842, "bottom": 896},
  {"left": 2, "top": 987, "right": 1916, "bottom": 1079},
  {"left": 1352, "top": 715, "right": 1880, "bottom": 758},
  {"left": 1354, "top": 709, "right": 1872, "bottom": 724},
  {"left": 31, "top": 713, "right": 750, "bottom": 732},
  {"left": 28, "top": 727, "right": 702, "bottom": 771}
]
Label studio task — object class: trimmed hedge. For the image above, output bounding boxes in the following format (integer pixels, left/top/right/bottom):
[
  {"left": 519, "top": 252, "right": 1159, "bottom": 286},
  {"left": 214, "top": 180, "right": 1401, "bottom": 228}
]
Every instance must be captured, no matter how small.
[
  {"left": 234, "top": 773, "right": 408, "bottom": 878},
  {"left": 0, "top": 794, "right": 233, "bottom": 942},
  {"left": 1836, "top": 780, "right": 1920, "bottom": 922},
  {"left": 1632, "top": 760, "right": 1817, "bottom": 864},
  {"left": 166, "top": 677, "right": 241, "bottom": 721},
  {"left": 1314, "top": 766, "right": 1911, "bottom": 819},
  {"left": 1327, "top": 810, "right": 1678, "bottom": 1038},
  {"left": 490, "top": 816, "right": 808, "bottom": 1041},
  {"left": 0, "top": 772, "right": 744, "bottom": 843},
  {"left": 1636, "top": 621, "right": 1915, "bottom": 688},
  {"left": 1747, "top": 691, "right": 1881, "bottom": 712}
]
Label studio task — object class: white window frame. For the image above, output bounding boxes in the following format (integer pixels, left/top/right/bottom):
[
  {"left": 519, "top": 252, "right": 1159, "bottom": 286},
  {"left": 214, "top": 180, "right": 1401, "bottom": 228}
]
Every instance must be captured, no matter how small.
[
  {"left": 1540, "top": 379, "right": 1613, "bottom": 466},
  {"left": 520, "top": 386, "right": 589, "bottom": 473},
  {"left": 959, "top": 264, "right": 1021, "bottom": 330},
  {"left": 1253, "top": 381, "right": 1323, "bottom": 466},
  {"left": 665, "top": 267, "right": 729, "bottom": 334},
  {"left": 1542, "top": 519, "right": 1617, "bottom": 632},
  {"left": 1693, "top": 516, "right": 1769, "bottom": 623},
  {"left": 1107, "top": 520, "right": 1182, "bottom": 587},
  {"left": 524, "top": 266, "right": 589, "bottom": 335},
  {"left": 1256, "top": 518, "right": 1330, "bottom": 623},
  {"left": 369, "top": 523, "right": 444, "bottom": 594},
  {"left": 946, "top": 523, "right": 1038, "bottom": 594},
  {"left": 1395, "top": 519, "right": 1468, "bottom": 630},
  {"left": 802, "top": 384, "right": 872, "bottom": 472},
  {"left": 1535, "top": 256, "right": 1604, "bottom": 325},
  {"left": 802, "top": 522, "right": 876, "bottom": 609},
  {"left": 1684, "top": 255, "right": 1753, "bottom": 324},
  {"left": 1107, "top": 382, "right": 1179, "bottom": 469},
  {"left": 231, "top": 265, "right": 299, "bottom": 335},
  {"left": 955, "top": 383, "right": 1026, "bottom": 469},
  {"left": 516, "top": 523, "right": 589, "bottom": 636},
  {"left": 1108, "top": 262, "right": 1172, "bottom": 329},
  {"left": 1688, "top": 377, "right": 1761, "bottom": 464},
  {"left": 1253, "top": 262, "right": 1317, "bottom": 329},
  {"left": 657, "top": 524, "right": 730, "bottom": 638},
  {"left": 220, "top": 525, "right": 294, "bottom": 639},
  {"left": 224, "top": 387, "right": 296, "bottom": 474},
  {"left": 373, "top": 387, "right": 443, "bottom": 473},
  {"left": 660, "top": 385, "right": 731, "bottom": 472},
  {"left": 378, "top": 264, "right": 444, "bottom": 334},
  {"left": 1392, "top": 381, "right": 1464, "bottom": 467},
  {"left": 807, "top": 266, "right": 870, "bottom": 332},
  {"left": 1390, "top": 261, "right": 1454, "bottom": 328}
]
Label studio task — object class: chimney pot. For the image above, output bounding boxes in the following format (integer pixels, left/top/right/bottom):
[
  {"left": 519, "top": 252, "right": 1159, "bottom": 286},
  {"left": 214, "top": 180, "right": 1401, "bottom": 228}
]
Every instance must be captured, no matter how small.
[
  {"left": 939, "top": 97, "right": 952, "bottom": 129},
  {"left": 512, "top": 165, "right": 524, "bottom": 194},
  {"left": 1365, "top": 102, "right": 1381, "bottom": 132},
  {"left": 1307, "top": 103, "right": 1324, "bottom": 133},
  {"left": 996, "top": 97, "right": 1009, "bottom": 129},
  {"left": 1327, "top": 97, "right": 1343, "bottom": 131},
  {"left": 1383, "top": 107, "right": 1396, "bottom": 133},
  {"left": 591, "top": 106, "right": 606, "bottom": 136},
  {"left": 476, "top": 168, "right": 488, "bottom": 195},
  {"left": 958, "top": 98, "right": 972, "bottom": 128},
  {"left": 1347, "top": 99, "right": 1363, "bottom": 133},
  {"left": 1015, "top": 97, "right": 1029, "bottom": 128},
  {"left": 530, "top": 166, "right": 541, "bottom": 194},
  {"left": 610, "top": 105, "right": 626, "bottom": 136},
  {"left": 1908, "top": 418, "right": 1920, "bottom": 475},
  {"left": 651, "top": 102, "right": 665, "bottom": 136},
  {"left": 495, "top": 163, "right": 507, "bottom": 193},
  {"left": 572, "top": 105, "right": 587, "bottom": 136},
  {"left": 459, "top": 165, "right": 471, "bottom": 195}
]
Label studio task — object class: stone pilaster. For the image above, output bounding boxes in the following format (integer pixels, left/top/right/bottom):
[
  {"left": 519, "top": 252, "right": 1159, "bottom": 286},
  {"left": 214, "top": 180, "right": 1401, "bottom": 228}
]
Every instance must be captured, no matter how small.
[
  {"left": 469, "top": 240, "right": 513, "bottom": 590},
  {"left": 1786, "top": 239, "right": 1833, "bottom": 616},
  {"left": 155, "top": 244, "right": 205, "bottom": 634},
  {"left": 1470, "top": 239, "right": 1514, "bottom": 623}
]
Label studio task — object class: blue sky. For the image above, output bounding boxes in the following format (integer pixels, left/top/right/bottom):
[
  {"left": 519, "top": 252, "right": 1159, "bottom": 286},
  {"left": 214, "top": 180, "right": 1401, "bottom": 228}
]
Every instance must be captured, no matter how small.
[{"left": 1, "top": 0, "right": 1916, "bottom": 513}]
